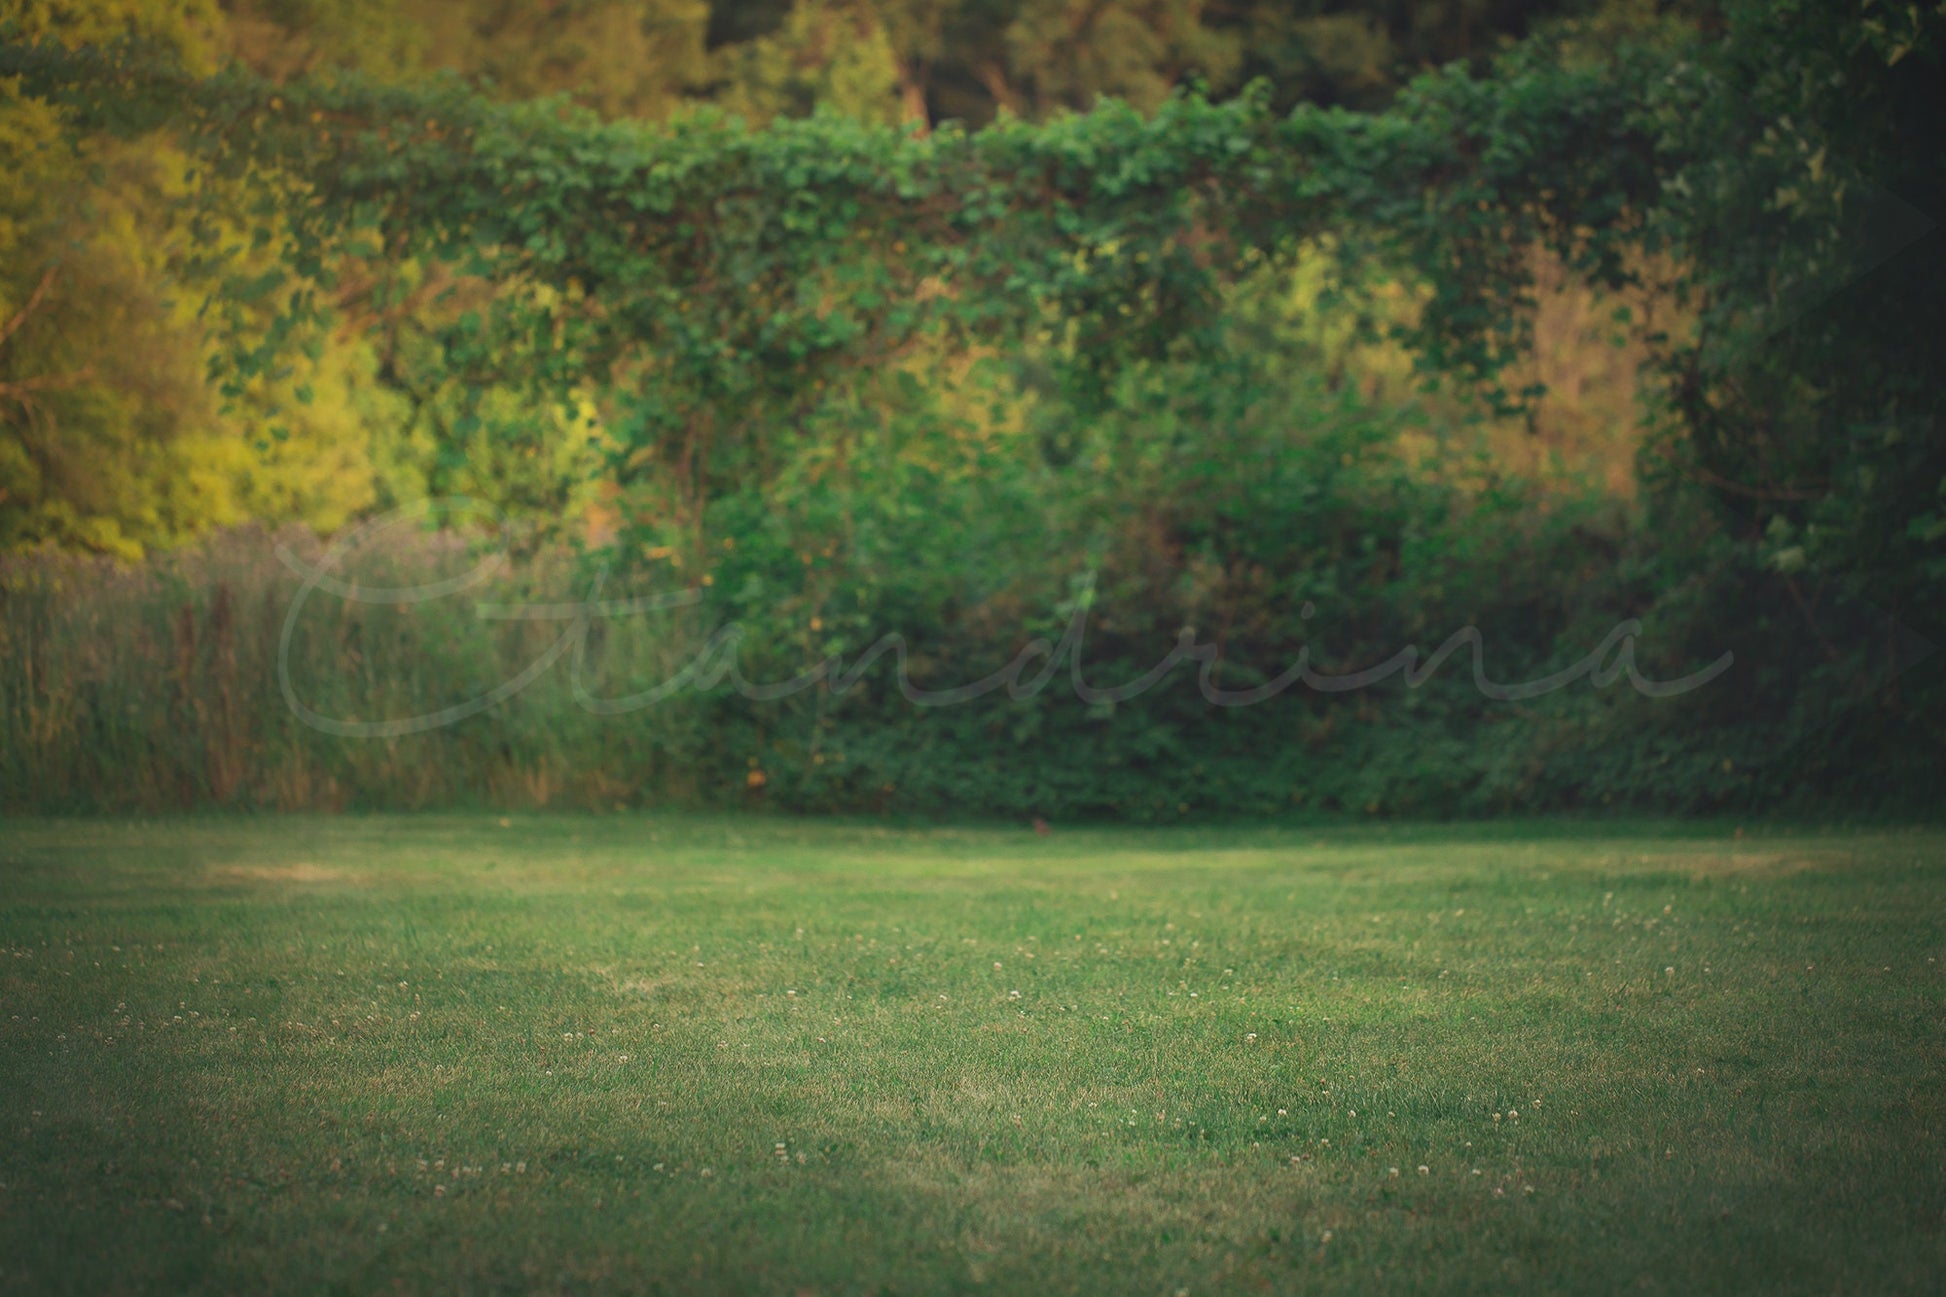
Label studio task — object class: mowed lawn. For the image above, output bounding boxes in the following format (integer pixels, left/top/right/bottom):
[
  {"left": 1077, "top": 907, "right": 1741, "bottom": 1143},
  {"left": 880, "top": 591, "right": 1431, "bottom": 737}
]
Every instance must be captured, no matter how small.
[{"left": 1, "top": 817, "right": 1942, "bottom": 1294}]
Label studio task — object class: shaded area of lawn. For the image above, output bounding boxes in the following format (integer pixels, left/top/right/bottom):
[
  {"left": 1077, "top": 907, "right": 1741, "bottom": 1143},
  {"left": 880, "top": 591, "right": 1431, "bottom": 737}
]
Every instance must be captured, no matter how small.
[{"left": 2, "top": 816, "right": 1942, "bottom": 1293}]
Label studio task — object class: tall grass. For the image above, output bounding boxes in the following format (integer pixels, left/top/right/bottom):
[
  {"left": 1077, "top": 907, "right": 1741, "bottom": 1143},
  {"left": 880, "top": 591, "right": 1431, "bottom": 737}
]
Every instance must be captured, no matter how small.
[{"left": 0, "top": 524, "right": 723, "bottom": 812}]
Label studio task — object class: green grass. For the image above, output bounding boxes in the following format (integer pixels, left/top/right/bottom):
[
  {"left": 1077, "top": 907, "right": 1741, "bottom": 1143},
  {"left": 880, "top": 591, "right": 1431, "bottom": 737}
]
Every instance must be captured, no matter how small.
[{"left": 1, "top": 815, "right": 1942, "bottom": 1293}]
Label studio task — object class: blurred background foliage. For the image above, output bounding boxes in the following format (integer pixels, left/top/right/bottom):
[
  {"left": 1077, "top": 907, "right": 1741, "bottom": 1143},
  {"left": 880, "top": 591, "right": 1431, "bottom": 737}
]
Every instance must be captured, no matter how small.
[{"left": 1, "top": 0, "right": 1941, "bottom": 817}]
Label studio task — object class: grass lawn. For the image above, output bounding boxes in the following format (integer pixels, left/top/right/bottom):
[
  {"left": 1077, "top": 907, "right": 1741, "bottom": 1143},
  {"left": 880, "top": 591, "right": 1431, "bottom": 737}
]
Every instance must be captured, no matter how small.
[{"left": 1, "top": 815, "right": 1942, "bottom": 1293}]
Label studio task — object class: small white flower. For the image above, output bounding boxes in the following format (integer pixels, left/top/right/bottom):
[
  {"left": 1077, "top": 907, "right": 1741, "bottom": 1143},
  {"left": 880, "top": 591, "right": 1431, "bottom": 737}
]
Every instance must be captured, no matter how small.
[
  {"left": 1245, "top": 1033, "right": 1257, "bottom": 1041},
  {"left": 1418, "top": 1165, "right": 1429, "bottom": 1175}
]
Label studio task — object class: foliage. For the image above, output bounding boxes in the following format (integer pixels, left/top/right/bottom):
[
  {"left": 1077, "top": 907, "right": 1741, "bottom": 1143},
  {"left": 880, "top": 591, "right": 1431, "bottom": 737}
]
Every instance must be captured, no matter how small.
[{"left": 0, "top": 0, "right": 1941, "bottom": 816}]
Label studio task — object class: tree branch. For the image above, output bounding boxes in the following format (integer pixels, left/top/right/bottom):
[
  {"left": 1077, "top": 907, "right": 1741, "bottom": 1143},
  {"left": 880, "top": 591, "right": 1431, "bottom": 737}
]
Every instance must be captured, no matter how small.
[{"left": 0, "top": 265, "right": 60, "bottom": 355}]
